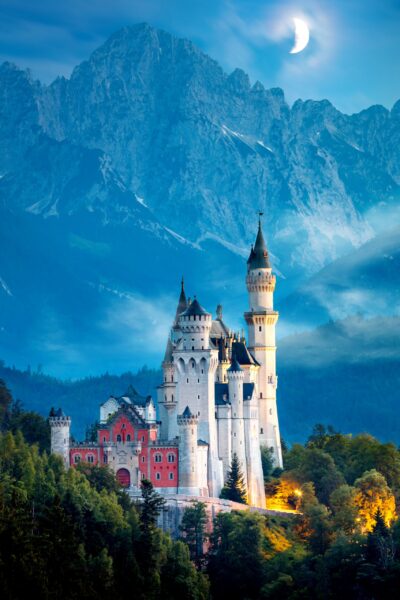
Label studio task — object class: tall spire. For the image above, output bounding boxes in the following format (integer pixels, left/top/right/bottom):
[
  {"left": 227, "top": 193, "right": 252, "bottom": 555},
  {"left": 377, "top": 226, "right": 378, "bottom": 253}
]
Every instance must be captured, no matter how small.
[
  {"left": 174, "top": 277, "right": 188, "bottom": 324},
  {"left": 247, "top": 213, "right": 271, "bottom": 269}
]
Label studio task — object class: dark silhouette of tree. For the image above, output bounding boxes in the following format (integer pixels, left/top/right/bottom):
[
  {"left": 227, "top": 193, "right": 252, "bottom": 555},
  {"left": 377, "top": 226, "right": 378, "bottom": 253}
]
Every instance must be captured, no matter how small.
[
  {"left": 220, "top": 453, "right": 247, "bottom": 504},
  {"left": 180, "top": 501, "right": 208, "bottom": 563}
]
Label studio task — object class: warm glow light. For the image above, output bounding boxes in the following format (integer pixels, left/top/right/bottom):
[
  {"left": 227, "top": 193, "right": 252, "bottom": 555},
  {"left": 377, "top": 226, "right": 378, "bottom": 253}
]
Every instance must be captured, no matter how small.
[{"left": 294, "top": 488, "right": 303, "bottom": 497}]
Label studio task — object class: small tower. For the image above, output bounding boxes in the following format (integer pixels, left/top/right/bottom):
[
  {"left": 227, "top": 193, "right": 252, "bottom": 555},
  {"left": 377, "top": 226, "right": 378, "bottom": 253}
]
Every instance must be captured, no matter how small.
[
  {"left": 244, "top": 216, "right": 283, "bottom": 468},
  {"left": 227, "top": 358, "right": 248, "bottom": 489},
  {"left": 177, "top": 406, "right": 199, "bottom": 496},
  {"left": 49, "top": 408, "right": 71, "bottom": 468},
  {"left": 158, "top": 279, "right": 186, "bottom": 439}
]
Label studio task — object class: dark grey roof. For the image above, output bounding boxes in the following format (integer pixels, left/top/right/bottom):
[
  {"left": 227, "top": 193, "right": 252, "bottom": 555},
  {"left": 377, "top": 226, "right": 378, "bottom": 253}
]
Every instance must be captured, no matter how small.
[
  {"left": 55, "top": 408, "right": 66, "bottom": 417},
  {"left": 182, "top": 406, "right": 194, "bottom": 418},
  {"left": 243, "top": 383, "right": 255, "bottom": 400},
  {"left": 232, "top": 341, "right": 260, "bottom": 366},
  {"left": 163, "top": 338, "right": 173, "bottom": 363},
  {"left": 197, "top": 439, "right": 209, "bottom": 446},
  {"left": 215, "top": 382, "right": 255, "bottom": 405},
  {"left": 228, "top": 357, "right": 243, "bottom": 372},
  {"left": 174, "top": 278, "right": 188, "bottom": 324},
  {"left": 247, "top": 220, "right": 271, "bottom": 269},
  {"left": 215, "top": 383, "right": 229, "bottom": 405},
  {"left": 119, "top": 385, "right": 150, "bottom": 407},
  {"left": 210, "top": 318, "right": 230, "bottom": 339},
  {"left": 181, "top": 298, "right": 209, "bottom": 317}
]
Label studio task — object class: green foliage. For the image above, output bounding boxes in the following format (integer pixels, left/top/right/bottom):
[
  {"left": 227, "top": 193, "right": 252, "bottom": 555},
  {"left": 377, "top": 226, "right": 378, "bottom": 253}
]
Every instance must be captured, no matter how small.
[
  {"left": 261, "top": 446, "right": 275, "bottom": 481},
  {"left": 220, "top": 453, "right": 247, "bottom": 504},
  {"left": 208, "top": 511, "right": 266, "bottom": 600},
  {"left": 180, "top": 501, "right": 208, "bottom": 563}
]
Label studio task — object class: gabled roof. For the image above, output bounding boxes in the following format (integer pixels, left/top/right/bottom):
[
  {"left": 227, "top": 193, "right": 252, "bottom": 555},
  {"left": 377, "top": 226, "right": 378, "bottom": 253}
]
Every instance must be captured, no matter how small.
[
  {"left": 104, "top": 403, "right": 149, "bottom": 429},
  {"left": 232, "top": 341, "right": 260, "bottom": 366}
]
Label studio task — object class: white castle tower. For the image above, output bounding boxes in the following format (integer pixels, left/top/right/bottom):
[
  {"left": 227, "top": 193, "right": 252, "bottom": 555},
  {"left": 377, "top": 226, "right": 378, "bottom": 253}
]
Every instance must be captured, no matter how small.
[
  {"left": 177, "top": 406, "right": 199, "bottom": 496},
  {"left": 227, "top": 358, "right": 248, "bottom": 490},
  {"left": 173, "top": 298, "right": 224, "bottom": 497},
  {"left": 244, "top": 217, "right": 283, "bottom": 467},
  {"left": 49, "top": 408, "right": 71, "bottom": 468}
]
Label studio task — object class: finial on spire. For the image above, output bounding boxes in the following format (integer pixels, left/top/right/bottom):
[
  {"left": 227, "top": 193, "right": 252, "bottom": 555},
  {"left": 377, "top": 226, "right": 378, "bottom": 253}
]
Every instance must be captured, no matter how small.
[
  {"left": 181, "top": 276, "right": 184, "bottom": 291},
  {"left": 258, "top": 210, "right": 264, "bottom": 223}
]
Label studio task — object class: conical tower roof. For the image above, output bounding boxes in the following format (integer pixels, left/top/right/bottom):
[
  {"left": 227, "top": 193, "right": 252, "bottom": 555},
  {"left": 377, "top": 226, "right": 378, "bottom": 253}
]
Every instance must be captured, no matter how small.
[
  {"left": 247, "top": 217, "right": 271, "bottom": 269},
  {"left": 174, "top": 277, "right": 188, "bottom": 324}
]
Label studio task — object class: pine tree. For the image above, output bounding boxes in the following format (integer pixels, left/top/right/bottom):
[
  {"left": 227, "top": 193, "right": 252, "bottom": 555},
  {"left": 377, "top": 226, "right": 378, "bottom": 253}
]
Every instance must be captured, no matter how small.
[
  {"left": 180, "top": 501, "right": 208, "bottom": 563},
  {"left": 220, "top": 453, "right": 247, "bottom": 504}
]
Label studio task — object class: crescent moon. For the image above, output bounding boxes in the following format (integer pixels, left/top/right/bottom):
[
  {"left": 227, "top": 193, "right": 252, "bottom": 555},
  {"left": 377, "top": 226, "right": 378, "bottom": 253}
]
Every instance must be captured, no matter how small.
[{"left": 290, "top": 18, "right": 310, "bottom": 54}]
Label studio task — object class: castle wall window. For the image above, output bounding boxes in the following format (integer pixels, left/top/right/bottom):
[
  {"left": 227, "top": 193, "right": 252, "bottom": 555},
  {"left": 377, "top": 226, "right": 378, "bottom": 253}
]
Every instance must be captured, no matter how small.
[
  {"left": 141, "top": 435, "right": 145, "bottom": 442},
  {"left": 156, "top": 472, "right": 161, "bottom": 480},
  {"left": 87, "top": 454, "right": 94, "bottom": 464},
  {"left": 126, "top": 434, "right": 131, "bottom": 441},
  {"left": 141, "top": 472, "right": 145, "bottom": 479},
  {"left": 74, "top": 455, "right": 81, "bottom": 464},
  {"left": 155, "top": 453, "right": 162, "bottom": 463},
  {"left": 167, "top": 453, "right": 175, "bottom": 463},
  {"left": 116, "top": 434, "right": 122, "bottom": 442},
  {"left": 103, "top": 436, "right": 106, "bottom": 442},
  {"left": 259, "top": 326, "right": 262, "bottom": 332},
  {"left": 142, "top": 456, "right": 145, "bottom": 463},
  {"left": 260, "top": 428, "right": 264, "bottom": 434},
  {"left": 169, "top": 472, "right": 174, "bottom": 480},
  {"left": 103, "top": 454, "right": 108, "bottom": 464}
]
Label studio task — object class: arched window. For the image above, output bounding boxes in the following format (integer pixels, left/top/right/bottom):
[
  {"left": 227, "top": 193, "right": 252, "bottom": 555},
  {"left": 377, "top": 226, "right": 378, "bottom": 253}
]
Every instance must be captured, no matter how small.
[
  {"left": 126, "top": 434, "right": 131, "bottom": 441},
  {"left": 103, "top": 454, "right": 108, "bottom": 464},
  {"left": 116, "top": 434, "right": 122, "bottom": 442},
  {"left": 155, "top": 453, "right": 162, "bottom": 463},
  {"left": 116, "top": 468, "right": 130, "bottom": 488},
  {"left": 87, "top": 454, "right": 94, "bottom": 464},
  {"left": 167, "top": 453, "right": 175, "bottom": 463},
  {"left": 74, "top": 454, "right": 81, "bottom": 464},
  {"left": 141, "top": 456, "right": 145, "bottom": 463},
  {"left": 156, "top": 472, "right": 161, "bottom": 480},
  {"left": 169, "top": 472, "right": 174, "bottom": 480}
]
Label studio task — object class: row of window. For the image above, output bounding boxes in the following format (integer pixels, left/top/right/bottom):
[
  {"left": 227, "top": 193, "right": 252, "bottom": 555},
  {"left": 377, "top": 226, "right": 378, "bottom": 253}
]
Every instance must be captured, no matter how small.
[
  {"left": 154, "top": 453, "right": 176, "bottom": 463},
  {"left": 155, "top": 472, "right": 175, "bottom": 481},
  {"left": 74, "top": 454, "right": 95, "bottom": 464}
]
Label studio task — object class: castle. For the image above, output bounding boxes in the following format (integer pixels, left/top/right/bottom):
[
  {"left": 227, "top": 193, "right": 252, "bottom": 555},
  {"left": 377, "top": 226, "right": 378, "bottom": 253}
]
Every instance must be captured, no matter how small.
[{"left": 50, "top": 219, "right": 282, "bottom": 508}]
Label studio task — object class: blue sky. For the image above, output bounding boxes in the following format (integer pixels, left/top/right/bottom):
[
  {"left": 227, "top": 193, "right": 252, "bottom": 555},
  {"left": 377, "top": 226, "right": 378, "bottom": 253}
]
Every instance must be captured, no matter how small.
[{"left": 0, "top": 0, "right": 399, "bottom": 114}]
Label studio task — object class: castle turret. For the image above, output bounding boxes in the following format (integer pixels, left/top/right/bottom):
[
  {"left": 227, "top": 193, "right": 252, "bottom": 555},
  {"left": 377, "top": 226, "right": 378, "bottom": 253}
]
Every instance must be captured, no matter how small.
[
  {"left": 244, "top": 217, "right": 283, "bottom": 468},
  {"left": 174, "top": 297, "right": 223, "bottom": 497},
  {"left": 177, "top": 407, "right": 199, "bottom": 495},
  {"left": 227, "top": 358, "right": 248, "bottom": 489},
  {"left": 49, "top": 408, "right": 71, "bottom": 468}
]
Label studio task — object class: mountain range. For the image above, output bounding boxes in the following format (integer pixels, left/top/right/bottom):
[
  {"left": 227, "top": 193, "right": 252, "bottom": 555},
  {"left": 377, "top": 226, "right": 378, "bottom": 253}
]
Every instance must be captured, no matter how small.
[{"left": 0, "top": 22, "right": 399, "bottom": 378}]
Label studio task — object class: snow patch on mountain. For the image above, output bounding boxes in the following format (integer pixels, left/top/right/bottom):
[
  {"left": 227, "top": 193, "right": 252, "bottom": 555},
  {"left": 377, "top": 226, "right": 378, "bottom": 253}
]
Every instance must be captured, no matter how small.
[{"left": 0, "top": 276, "right": 12, "bottom": 297}]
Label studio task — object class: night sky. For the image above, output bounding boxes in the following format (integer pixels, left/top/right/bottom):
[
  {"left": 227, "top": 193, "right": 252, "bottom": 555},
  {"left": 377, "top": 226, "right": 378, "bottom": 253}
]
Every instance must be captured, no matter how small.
[{"left": 0, "top": 1, "right": 399, "bottom": 114}]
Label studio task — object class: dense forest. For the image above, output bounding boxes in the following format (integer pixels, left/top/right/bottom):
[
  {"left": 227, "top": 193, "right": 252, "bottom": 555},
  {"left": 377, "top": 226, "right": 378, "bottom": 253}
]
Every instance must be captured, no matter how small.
[{"left": 2, "top": 378, "right": 400, "bottom": 599}]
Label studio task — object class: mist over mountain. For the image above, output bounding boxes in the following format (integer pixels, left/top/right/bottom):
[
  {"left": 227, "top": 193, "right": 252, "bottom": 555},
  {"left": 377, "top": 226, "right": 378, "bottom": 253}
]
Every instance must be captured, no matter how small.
[{"left": 0, "top": 23, "right": 399, "bottom": 375}]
